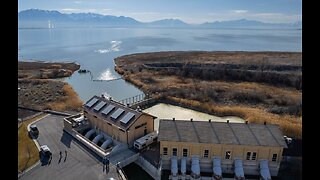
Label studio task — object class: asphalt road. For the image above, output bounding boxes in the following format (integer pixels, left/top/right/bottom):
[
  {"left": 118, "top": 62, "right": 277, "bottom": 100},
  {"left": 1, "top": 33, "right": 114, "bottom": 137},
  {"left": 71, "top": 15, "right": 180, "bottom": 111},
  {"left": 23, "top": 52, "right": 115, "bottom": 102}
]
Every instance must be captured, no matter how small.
[{"left": 20, "top": 114, "right": 120, "bottom": 180}]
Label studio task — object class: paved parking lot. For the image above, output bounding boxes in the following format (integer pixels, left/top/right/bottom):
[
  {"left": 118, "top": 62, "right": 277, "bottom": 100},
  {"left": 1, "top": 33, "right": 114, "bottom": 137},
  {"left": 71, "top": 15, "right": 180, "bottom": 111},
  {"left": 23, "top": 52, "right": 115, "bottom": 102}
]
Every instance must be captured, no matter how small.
[{"left": 20, "top": 114, "right": 120, "bottom": 180}]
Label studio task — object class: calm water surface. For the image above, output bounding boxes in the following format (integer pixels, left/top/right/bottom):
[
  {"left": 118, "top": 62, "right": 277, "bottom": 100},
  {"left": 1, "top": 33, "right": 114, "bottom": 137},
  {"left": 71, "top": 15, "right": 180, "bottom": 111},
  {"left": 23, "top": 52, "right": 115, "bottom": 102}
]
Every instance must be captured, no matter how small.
[{"left": 18, "top": 27, "right": 301, "bottom": 101}]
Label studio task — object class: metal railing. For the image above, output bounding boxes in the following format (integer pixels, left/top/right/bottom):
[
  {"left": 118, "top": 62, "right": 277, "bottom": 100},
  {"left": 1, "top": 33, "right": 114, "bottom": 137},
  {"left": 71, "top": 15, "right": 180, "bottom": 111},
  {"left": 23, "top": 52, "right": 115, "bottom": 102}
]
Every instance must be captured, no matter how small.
[{"left": 118, "top": 93, "right": 149, "bottom": 107}]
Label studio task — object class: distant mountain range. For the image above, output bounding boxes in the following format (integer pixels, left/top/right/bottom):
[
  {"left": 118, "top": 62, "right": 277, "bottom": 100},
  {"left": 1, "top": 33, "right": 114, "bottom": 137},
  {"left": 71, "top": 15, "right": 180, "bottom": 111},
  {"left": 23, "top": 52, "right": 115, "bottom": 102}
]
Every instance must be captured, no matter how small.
[{"left": 18, "top": 9, "right": 302, "bottom": 29}]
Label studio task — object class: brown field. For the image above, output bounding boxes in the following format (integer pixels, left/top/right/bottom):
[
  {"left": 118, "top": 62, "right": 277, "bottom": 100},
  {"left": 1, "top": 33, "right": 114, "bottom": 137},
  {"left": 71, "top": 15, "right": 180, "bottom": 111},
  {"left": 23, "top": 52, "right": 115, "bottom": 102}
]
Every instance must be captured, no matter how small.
[
  {"left": 18, "top": 61, "right": 80, "bottom": 79},
  {"left": 18, "top": 61, "right": 83, "bottom": 112},
  {"left": 115, "top": 51, "right": 302, "bottom": 138}
]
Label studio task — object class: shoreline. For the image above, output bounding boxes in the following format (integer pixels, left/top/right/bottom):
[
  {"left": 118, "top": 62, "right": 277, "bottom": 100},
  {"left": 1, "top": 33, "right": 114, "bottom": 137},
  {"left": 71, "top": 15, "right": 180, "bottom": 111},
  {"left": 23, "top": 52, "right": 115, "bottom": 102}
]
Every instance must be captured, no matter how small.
[{"left": 18, "top": 61, "right": 83, "bottom": 112}]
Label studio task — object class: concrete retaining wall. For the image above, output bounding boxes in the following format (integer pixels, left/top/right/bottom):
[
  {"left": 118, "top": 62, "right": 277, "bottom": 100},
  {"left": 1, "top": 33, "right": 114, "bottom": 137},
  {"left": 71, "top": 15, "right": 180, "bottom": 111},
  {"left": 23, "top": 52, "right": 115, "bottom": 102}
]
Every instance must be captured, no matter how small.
[
  {"left": 44, "top": 110, "right": 72, "bottom": 116},
  {"left": 63, "top": 128, "right": 108, "bottom": 157},
  {"left": 135, "top": 156, "right": 161, "bottom": 180},
  {"left": 118, "top": 153, "right": 139, "bottom": 168}
]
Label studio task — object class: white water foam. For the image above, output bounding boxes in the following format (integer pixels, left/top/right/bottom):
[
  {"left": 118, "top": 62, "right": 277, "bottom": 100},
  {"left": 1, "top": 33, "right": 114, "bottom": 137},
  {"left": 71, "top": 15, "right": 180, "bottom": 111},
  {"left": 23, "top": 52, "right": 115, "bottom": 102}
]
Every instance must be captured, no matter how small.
[
  {"left": 98, "top": 68, "right": 116, "bottom": 81},
  {"left": 95, "top": 40, "right": 122, "bottom": 54}
]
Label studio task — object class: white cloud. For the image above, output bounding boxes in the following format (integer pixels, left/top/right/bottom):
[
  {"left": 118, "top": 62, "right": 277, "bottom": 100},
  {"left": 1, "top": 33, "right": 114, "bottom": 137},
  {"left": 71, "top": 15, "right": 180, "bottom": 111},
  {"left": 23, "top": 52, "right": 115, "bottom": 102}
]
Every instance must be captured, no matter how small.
[
  {"left": 60, "top": 8, "right": 112, "bottom": 14},
  {"left": 74, "top": 1, "right": 82, "bottom": 4},
  {"left": 232, "top": 10, "right": 248, "bottom": 14},
  {"left": 61, "top": 8, "right": 79, "bottom": 12}
]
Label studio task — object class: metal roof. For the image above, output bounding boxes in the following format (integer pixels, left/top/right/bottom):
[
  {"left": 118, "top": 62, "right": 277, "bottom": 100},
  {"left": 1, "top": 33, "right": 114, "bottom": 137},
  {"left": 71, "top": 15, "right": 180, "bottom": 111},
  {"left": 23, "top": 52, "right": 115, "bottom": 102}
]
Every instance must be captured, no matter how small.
[
  {"left": 158, "top": 119, "right": 287, "bottom": 148},
  {"left": 83, "top": 95, "right": 154, "bottom": 131}
]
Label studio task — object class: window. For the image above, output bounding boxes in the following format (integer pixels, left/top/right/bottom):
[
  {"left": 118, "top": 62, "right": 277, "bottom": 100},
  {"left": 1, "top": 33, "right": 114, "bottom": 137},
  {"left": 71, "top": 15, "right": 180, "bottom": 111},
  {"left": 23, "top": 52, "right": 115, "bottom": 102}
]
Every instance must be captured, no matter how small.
[
  {"left": 252, "top": 152, "right": 257, "bottom": 160},
  {"left": 225, "top": 151, "right": 231, "bottom": 159},
  {"left": 272, "top": 154, "right": 277, "bottom": 162},
  {"left": 204, "top": 150, "right": 209, "bottom": 158},
  {"left": 246, "top": 152, "right": 251, "bottom": 160},
  {"left": 183, "top": 148, "right": 188, "bottom": 157},
  {"left": 172, "top": 148, "right": 177, "bottom": 156},
  {"left": 163, "top": 147, "right": 168, "bottom": 156},
  {"left": 93, "top": 115, "right": 97, "bottom": 118}
]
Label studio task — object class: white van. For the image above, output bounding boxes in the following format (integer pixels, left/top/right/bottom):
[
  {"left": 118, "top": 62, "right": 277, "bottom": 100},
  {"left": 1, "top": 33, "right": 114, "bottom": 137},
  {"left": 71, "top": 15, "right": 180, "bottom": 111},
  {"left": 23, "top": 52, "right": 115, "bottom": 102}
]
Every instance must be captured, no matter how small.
[{"left": 134, "top": 131, "right": 158, "bottom": 150}]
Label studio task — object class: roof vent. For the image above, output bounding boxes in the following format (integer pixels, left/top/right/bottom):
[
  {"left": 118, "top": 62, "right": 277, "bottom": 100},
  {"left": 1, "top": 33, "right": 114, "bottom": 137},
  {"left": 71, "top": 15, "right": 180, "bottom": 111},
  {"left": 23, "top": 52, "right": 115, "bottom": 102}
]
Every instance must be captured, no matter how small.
[
  {"left": 190, "top": 118, "right": 193, "bottom": 122},
  {"left": 209, "top": 119, "right": 211, "bottom": 122},
  {"left": 264, "top": 121, "right": 266, "bottom": 125},
  {"left": 173, "top": 118, "right": 175, "bottom": 121},
  {"left": 227, "top": 120, "right": 229, "bottom": 123},
  {"left": 245, "top": 121, "right": 248, "bottom": 124}
]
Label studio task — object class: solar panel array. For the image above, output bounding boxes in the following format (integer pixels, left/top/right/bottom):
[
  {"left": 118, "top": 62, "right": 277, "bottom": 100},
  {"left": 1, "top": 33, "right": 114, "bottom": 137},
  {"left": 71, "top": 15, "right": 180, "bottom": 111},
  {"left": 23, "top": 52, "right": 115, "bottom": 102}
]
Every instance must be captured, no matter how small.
[
  {"left": 110, "top": 108, "right": 125, "bottom": 120},
  {"left": 101, "top": 105, "right": 115, "bottom": 116},
  {"left": 120, "top": 112, "right": 135, "bottom": 124},
  {"left": 85, "top": 97, "right": 99, "bottom": 108},
  {"left": 93, "top": 101, "right": 106, "bottom": 111}
]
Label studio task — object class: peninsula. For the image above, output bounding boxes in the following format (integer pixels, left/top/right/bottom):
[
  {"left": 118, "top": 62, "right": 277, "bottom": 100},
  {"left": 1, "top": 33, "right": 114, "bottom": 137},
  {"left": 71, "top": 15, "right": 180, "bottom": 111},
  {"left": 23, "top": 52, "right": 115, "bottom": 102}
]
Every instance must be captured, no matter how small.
[
  {"left": 18, "top": 61, "right": 83, "bottom": 112},
  {"left": 114, "top": 51, "right": 302, "bottom": 138}
]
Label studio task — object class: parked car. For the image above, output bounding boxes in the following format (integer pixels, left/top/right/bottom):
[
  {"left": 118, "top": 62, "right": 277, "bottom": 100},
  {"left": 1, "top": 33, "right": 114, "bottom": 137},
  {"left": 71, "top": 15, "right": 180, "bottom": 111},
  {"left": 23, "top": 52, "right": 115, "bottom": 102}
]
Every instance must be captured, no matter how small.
[
  {"left": 39, "top": 145, "right": 52, "bottom": 159},
  {"left": 29, "top": 124, "right": 39, "bottom": 137}
]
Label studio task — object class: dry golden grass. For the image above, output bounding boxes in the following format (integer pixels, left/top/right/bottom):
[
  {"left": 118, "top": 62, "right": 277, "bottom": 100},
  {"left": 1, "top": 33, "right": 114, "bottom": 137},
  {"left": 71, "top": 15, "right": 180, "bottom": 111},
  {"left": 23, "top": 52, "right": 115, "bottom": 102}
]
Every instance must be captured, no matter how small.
[
  {"left": 114, "top": 66, "right": 124, "bottom": 75},
  {"left": 50, "top": 64, "right": 62, "bottom": 69},
  {"left": 115, "top": 51, "right": 302, "bottom": 66},
  {"left": 164, "top": 96, "right": 302, "bottom": 138},
  {"left": 123, "top": 71, "right": 302, "bottom": 138},
  {"left": 47, "top": 84, "right": 83, "bottom": 111},
  {"left": 18, "top": 114, "right": 47, "bottom": 172},
  {"left": 115, "top": 51, "right": 302, "bottom": 138},
  {"left": 123, "top": 75, "right": 145, "bottom": 89}
]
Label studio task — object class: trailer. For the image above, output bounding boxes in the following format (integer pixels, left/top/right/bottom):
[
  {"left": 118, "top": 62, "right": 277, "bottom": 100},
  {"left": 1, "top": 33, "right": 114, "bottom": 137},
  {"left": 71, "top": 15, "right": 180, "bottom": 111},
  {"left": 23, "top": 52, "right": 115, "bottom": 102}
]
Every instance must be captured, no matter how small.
[{"left": 133, "top": 131, "right": 158, "bottom": 150}]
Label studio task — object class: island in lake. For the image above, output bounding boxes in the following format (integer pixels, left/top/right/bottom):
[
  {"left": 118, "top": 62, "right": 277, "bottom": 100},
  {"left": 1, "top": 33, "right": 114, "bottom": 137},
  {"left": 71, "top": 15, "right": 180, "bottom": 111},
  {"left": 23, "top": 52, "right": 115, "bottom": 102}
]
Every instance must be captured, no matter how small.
[{"left": 114, "top": 51, "right": 302, "bottom": 138}]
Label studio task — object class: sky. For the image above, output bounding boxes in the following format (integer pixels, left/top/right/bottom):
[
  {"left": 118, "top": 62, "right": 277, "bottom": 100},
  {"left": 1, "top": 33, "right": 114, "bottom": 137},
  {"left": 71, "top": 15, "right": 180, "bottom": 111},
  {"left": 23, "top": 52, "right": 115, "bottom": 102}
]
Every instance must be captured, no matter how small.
[{"left": 18, "top": 0, "right": 302, "bottom": 24}]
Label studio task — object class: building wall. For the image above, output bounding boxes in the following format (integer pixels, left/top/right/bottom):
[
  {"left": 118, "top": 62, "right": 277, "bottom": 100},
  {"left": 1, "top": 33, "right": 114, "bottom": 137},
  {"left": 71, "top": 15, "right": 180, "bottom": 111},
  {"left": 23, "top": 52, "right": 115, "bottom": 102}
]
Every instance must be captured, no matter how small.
[
  {"left": 127, "top": 114, "right": 154, "bottom": 145},
  {"left": 84, "top": 111, "right": 154, "bottom": 145},
  {"left": 84, "top": 112, "right": 127, "bottom": 143},
  {"left": 160, "top": 141, "right": 283, "bottom": 176}
]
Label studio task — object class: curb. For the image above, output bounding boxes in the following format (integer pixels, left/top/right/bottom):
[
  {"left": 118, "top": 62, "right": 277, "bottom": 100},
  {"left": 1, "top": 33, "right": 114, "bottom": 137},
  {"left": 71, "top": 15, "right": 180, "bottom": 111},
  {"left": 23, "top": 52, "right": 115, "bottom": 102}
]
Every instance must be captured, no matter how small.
[
  {"left": 19, "top": 114, "right": 51, "bottom": 179},
  {"left": 27, "top": 114, "right": 50, "bottom": 150}
]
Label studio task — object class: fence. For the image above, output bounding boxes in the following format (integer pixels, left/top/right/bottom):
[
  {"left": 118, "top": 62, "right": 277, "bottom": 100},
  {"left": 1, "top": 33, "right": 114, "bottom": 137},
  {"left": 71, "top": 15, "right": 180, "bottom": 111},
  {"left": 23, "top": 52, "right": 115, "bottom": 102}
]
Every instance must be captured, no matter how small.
[{"left": 118, "top": 93, "right": 149, "bottom": 107}]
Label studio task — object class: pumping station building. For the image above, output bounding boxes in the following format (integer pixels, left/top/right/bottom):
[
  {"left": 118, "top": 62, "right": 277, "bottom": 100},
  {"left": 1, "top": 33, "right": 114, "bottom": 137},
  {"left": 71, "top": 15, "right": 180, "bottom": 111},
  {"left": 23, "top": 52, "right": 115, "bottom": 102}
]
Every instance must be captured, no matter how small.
[
  {"left": 82, "top": 95, "right": 156, "bottom": 146},
  {"left": 63, "top": 94, "right": 289, "bottom": 179},
  {"left": 158, "top": 119, "right": 287, "bottom": 179}
]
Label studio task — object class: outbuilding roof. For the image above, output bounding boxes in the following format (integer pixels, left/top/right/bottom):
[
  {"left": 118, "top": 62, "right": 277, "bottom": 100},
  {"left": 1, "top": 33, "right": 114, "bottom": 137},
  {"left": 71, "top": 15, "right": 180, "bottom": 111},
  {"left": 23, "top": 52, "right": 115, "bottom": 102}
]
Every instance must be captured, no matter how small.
[
  {"left": 83, "top": 95, "right": 155, "bottom": 131},
  {"left": 158, "top": 119, "right": 287, "bottom": 148}
]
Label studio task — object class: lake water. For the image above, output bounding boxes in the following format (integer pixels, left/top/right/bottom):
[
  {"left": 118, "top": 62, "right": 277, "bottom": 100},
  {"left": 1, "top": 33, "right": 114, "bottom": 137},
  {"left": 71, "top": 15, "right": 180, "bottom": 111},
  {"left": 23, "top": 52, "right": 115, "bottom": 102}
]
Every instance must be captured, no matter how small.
[
  {"left": 18, "top": 27, "right": 301, "bottom": 102},
  {"left": 143, "top": 103, "right": 245, "bottom": 131}
]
